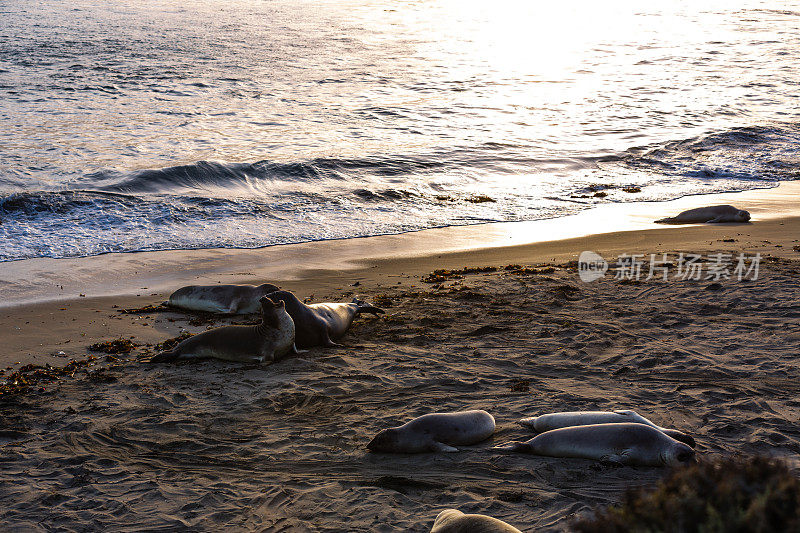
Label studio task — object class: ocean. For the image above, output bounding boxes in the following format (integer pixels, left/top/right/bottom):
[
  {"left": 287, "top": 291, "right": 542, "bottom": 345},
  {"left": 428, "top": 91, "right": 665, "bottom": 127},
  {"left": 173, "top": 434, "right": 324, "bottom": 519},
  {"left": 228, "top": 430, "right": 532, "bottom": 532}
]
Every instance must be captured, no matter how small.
[{"left": 1, "top": 0, "right": 798, "bottom": 262}]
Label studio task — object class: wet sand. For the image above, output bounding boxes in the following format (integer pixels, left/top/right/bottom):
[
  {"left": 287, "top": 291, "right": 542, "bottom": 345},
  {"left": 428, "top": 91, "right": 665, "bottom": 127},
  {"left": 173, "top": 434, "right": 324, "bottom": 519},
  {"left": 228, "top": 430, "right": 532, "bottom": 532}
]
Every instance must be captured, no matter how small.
[{"left": 2, "top": 190, "right": 800, "bottom": 531}]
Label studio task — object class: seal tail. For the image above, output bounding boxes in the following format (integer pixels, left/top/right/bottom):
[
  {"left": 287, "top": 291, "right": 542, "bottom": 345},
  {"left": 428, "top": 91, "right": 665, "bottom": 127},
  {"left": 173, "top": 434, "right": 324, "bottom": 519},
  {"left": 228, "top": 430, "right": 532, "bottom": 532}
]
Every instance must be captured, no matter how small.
[
  {"left": 149, "top": 350, "right": 179, "bottom": 363},
  {"left": 654, "top": 217, "right": 678, "bottom": 224}
]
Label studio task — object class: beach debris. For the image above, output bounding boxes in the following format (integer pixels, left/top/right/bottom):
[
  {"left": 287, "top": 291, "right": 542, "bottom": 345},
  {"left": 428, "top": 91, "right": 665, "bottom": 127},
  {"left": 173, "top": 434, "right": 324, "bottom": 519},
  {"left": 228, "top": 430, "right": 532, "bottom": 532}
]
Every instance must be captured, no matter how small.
[
  {"left": 572, "top": 456, "right": 800, "bottom": 532},
  {"left": 153, "top": 331, "right": 192, "bottom": 352},
  {"left": 117, "top": 303, "right": 169, "bottom": 314},
  {"left": 88, "top": 337, "right": 139, "bottom": 354},
  {"left": 0, "top": 356, "right": 98, "bottom": 398},
  {"left": 421, "top": 266, "right": 498, "bottom": 283},
  {"left": 571, "top": 184, "right": 642, "bottom": 198},
  {"left": 465, "top": 194, "right": 496, "bottom": 203},
  {"left": 504, "top": 264, "right": 556, "bottom": 275}
]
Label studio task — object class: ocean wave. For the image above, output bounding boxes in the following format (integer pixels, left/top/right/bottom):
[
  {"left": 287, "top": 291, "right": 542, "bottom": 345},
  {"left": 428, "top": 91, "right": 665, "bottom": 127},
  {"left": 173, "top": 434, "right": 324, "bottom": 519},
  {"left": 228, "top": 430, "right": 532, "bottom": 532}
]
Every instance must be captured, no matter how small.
[
  {"left": 617, "top": 123, "right": 800, "bottom": 182},
  {"left": 86, "top": 157, "right": 459, "bottom": 195}
]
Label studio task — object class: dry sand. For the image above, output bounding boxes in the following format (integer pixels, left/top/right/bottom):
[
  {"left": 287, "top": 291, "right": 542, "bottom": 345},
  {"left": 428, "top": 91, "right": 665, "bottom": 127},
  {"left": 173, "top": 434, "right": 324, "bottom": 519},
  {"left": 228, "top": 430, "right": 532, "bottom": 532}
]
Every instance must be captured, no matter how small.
[{"left": 1, "top": 188, "right": 800, "bottom": 531}]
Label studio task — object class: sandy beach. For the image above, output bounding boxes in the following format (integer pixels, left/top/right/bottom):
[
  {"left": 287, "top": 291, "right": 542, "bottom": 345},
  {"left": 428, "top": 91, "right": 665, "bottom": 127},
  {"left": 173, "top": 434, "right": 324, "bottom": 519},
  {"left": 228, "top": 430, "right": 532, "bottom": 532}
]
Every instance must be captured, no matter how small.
[{"left": 1, "top": 186, "right": 799, "bottom": 531}]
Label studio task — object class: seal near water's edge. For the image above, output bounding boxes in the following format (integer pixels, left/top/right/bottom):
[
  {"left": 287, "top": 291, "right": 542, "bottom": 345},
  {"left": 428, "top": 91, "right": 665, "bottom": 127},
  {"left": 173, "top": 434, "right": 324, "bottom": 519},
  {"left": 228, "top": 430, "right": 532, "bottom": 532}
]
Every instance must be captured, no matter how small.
[
  {"left": 150, "top": 296, "right": 299, "bottom": 363},
  {"left": 367, "top": 410, "right": 496, "bottom": 453},
  {"left": 430, "top": 509, "right": 523, "bottom": 533},
  {"left": 494, "top": 422, "right": 695, "bottom": 467},
  {"left": 266, "top": 290, "right": 384, "bottom": 348},
  {"left": 655, "top": 205, "right": 750, "bottom": 224},
  {"left": 518, "top": 409, "right": 695, "bottom": 447},
  {"left": 167, "top": 283, "right": 280, "bottom": 314}
]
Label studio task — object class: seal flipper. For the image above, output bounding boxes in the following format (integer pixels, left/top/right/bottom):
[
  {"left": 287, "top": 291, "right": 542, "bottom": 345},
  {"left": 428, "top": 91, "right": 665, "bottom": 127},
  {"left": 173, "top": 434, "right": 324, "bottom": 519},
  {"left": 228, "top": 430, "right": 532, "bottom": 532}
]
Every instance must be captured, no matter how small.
[
  {"left": 323, "top": 334, "right": 342, "bottom": 347},
  {"left": 429, "top": 441, "right": 459, "bottom": 453},
  {"left": 149, "top": 350, "right": 179, "bottom": 363},
  {"left": 660, "top": 428, "right": 696, "bottom": 448},
  {"left": 600, "top": 450, "right": 630, "bottom": 466},
  {"left": 492, "top": 441, "right": 531, "bottom": 453},
  {"left": 352, "top": 297, "right": 385, "bottom": 315},
  {"left": 291, "top": 343, "right": 308, "bottom": 354},
  {"left": 356, "top": 304, "right": 385, "bottom": 315}
]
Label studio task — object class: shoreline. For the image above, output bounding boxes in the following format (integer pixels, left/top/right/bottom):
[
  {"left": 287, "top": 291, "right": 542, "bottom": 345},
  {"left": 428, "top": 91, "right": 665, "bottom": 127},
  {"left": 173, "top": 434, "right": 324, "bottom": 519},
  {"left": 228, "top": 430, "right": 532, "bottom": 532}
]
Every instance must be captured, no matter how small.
[{"left": 2, "top": 181, "right": 800, "bottom": 310}]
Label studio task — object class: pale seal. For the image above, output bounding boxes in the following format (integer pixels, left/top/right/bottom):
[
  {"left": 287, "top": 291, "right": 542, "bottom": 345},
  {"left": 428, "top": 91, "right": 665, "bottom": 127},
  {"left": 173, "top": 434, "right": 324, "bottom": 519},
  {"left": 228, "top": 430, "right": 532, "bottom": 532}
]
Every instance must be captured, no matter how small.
[
  {"left": 495, "top": 423, "right": 695, "bottom": 466},
  {"left": 167, "top": 283, "right": 280, "bottom": 314},
  {"left": 519, "top": 410, "right": 695, "bottom": 447},
  {"left": 150, "top": 296, "right": 299, "bottom": 363},
  {"left": 266, "top": 290, "right": 384, "bottom": 348},
  {"left": 367, "top": 410, "right": 495, "bottom": 453},
  {"left": 655, "top": 205, "right": 750, "bottom": 224},
  {"left": 430, "top": 509, "right": 522, "bottom": 533}
]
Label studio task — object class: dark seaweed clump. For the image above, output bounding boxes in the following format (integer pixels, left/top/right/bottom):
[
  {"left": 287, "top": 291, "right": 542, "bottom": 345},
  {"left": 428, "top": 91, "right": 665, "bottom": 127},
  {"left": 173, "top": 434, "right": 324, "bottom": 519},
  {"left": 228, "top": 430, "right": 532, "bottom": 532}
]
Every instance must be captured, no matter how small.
[
  {"left": 0, "top": 357, "right": 98, "bottom": 398},
  {"left": 421, "top": 266, "right": 498, "bottom": 283},
  {"left": 572, "top": 456, "right": 800, "bottom": 533},
  {"left": 89, "top": 337, "right": 139, "bottom": 354}
]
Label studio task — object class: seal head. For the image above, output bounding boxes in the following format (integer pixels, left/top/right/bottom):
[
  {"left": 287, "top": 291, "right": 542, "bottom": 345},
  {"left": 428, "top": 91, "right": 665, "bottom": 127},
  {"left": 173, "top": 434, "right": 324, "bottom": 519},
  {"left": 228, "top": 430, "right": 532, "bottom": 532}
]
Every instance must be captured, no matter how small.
[{"left": 430, "top": 509, "right": 523, "bottom": 533}]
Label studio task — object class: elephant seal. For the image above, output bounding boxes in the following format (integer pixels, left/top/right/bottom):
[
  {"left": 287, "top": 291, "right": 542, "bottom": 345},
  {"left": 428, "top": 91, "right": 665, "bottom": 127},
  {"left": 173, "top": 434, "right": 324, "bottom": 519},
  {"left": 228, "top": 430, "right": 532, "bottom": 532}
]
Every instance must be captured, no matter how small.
[
  {"left": 430, "top": 509, "right": 522, "bottom": 533},
  {"left": 150, "top": 296, "right": 299, "bottom": 363},
  {"left": 519, "top": 410, "right": 695, "bottom": 447},
  {"left": 494, "top": 423, "right": 695, "bottom": 466},
  {"left": 367, "top": 410, "right": 495, "bottom": 453},
  {"left": 167, "top": 283, "right": 280, "bottom": 314},
  {"left": 266, "top": 290, "right": 384, "bottom": 348},
  {"left": 655, "top": 205, "right": 750, "bottom": 224}
]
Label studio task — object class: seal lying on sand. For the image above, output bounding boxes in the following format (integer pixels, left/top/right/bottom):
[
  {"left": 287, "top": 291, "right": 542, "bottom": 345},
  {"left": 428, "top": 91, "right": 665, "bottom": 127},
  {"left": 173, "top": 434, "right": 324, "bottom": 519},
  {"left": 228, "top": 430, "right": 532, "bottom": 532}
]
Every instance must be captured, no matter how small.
[
  {"left": 150, "top": 297, "right": 298, "bottom": 363},
  {"left": 367, "top": 410, "right": 495, "bottom": 453},
  {"left": 519, "top": 410, "right": 695, "bottom": 447},
  {"left": 167, "top": 283, "right": 280, "bottom": 314},
  {"left": 266, "top": 290, "right": 384, "bottom": 348},
  {"left": 430, "top": 509, "right": 522, "bottom": 533},
  {"left": 655, "top": 205, "right": 750, "bottom": 224},
  {"left": 495, "top": 423, "right": 695, "bottom": 466}
]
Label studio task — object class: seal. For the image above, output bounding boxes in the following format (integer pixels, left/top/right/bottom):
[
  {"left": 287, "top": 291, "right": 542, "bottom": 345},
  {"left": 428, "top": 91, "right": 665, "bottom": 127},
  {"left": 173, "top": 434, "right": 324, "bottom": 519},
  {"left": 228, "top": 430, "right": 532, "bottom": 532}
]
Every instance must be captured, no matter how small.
[
  {"left": 430, "top": 509, "right": 522, "bottom": 533},
  {"left": 494, "top": 423, "right": 695, "bottom": 466},
  {"left": 518, "top": 410, "right": 695, "bottom": 447},
  {"left": 367, "top": 410, "right": 495, "bottom": 453},
  {"left": 150, "top": 296, "right": 299, "bottom": 364},
  {"left": 167, "top": 283, "right": 280, "bottom": 314},
  {"left": 266, "top": 290, "right": 384, "bottom": 348},
  {"left": 655, "top": 205, "right": 750, "bottom": 224}
]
